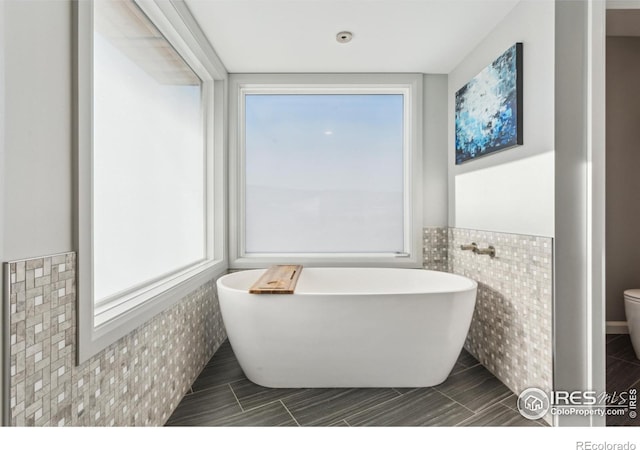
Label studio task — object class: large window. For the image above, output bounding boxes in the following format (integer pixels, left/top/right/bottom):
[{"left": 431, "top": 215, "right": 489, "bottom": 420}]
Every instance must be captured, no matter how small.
[
  {"left": 93, "top": 0, "right": 205, "bottom": 306},
  {"left": 230, "top": 74, "right": 423, "bottom": 268},
  {"left": 77, "top": 0, "right": 226, "bottom": 362}
]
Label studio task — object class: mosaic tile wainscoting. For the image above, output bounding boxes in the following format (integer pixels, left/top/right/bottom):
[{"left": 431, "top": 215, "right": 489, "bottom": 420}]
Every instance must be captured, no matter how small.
[
  {"left": 423, "top": 227, "right": 449, "bottom": 271},
  {"left": 5, "top": 252, "right": 226, "bottom": 426},
  {"left": 448, "top": 228, "right": 554, "bottom": 423}
]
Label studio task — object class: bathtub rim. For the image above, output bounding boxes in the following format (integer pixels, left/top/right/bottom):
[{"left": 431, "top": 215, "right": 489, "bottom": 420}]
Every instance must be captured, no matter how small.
[{"left": 216, "top": 267, "right": 478, "bottom": 297}]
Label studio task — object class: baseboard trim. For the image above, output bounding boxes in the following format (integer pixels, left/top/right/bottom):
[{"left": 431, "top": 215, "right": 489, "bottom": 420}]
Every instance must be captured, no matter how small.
[{"left": 606, "top": 321, "right": 629, "bottom": 334}]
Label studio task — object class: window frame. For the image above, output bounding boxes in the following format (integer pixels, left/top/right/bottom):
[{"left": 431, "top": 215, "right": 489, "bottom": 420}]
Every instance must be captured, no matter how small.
[
  {"left": 75, "top": 0, "right": 228, "bottom": 363},
  {"left": 229, "top": 73, "right": 423, "bottom": 269}
]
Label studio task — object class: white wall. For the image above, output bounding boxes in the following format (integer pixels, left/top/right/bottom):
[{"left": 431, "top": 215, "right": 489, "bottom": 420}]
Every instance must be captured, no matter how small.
[
  {"left": 2, "top": 2, "right": 72, "bottom": 422},
  {"left": 4, "top": 0, "right": 73, "bottom": 261},
  {"left": 423, "top": 74, "right": 448, "bottom": 227},
  {"left": 554, "top": 0, "right": 606, "bottom": 426},
  {"left": 448, "top": 0, "right": 555, "bottom": 237},
  {"left": 0, "top": 0, "right": 5, "bottom": 427}
]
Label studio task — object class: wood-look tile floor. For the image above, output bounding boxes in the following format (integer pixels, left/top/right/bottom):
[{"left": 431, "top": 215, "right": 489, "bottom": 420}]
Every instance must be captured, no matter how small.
[
  {"left": 166, "top": 340, "right": 547, "bottom": 427},
  {"left": 606, "top": 334, "right": 640, "bottom": 427}
]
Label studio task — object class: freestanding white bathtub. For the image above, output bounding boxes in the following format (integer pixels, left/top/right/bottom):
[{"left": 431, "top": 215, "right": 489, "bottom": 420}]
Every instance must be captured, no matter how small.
[{"left": 216, "top": 268, "right": 477, "bottom": 388}]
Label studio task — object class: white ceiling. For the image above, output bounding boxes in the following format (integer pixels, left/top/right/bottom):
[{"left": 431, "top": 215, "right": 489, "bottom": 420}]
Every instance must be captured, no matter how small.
[{"left": 184, "top": 0, "right": 521, "bottom": 74}]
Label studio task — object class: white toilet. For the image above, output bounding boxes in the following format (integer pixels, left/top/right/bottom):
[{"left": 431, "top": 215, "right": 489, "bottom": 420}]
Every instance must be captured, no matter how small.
[{"left": 624, "top": 289, "right": 640, "bottom": 359}]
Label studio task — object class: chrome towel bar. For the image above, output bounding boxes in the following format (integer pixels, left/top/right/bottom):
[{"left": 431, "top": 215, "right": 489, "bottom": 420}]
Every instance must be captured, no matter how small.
[
  {"left": 474, "top": 246, "right": 496, "bottom": 258},
  {"left": 460, "top": 242, "right": 496, "bottom": 258},
  {"left": 460, "top": 242, "right": 477, "bottom": 251}
]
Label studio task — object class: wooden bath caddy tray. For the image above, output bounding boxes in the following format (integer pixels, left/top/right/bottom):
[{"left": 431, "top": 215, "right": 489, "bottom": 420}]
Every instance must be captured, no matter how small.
[{"left": 249, "top": 265, "right": 303, "bottom": 294}]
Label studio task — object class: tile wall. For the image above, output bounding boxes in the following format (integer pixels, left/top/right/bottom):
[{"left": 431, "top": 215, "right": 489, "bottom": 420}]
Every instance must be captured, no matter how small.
[
  {"left": 424, "top": 227, "right": 554, "bottom": 422},
  {"left": 6, "top": 252, "right": 226, "bottom": 426},
  {"left": 423, "top": 227, "right": 449, "bottom": 272},
  {"left": 4, "top": 231, "right": 553, "bottom": 426},
  {"left": 448, "top": 229, "right": 553, "bottom": 399}
]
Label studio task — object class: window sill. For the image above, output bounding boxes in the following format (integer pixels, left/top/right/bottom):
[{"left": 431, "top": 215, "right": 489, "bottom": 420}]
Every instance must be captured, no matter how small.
[
  {"left": 78, "top": 259, "right": 227, "bottom": 364},
  {"left": 94, "top": 259, "right": 223, "bottom": 326},
  {"left": 231, "top": 253, "right": 423, "bottom": 270}
]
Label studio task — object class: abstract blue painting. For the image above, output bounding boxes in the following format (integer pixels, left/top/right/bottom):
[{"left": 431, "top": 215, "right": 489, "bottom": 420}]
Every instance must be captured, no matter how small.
[{"left": 455, "top": 43, "right": 523, "bottom": 164}]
